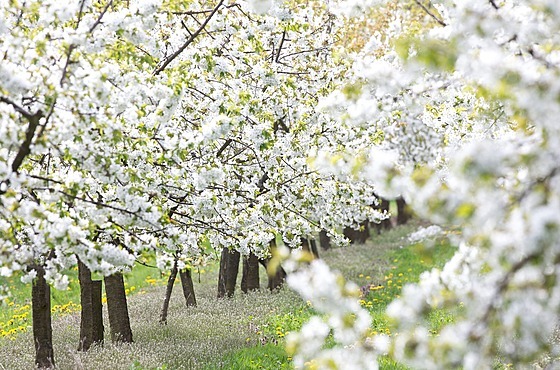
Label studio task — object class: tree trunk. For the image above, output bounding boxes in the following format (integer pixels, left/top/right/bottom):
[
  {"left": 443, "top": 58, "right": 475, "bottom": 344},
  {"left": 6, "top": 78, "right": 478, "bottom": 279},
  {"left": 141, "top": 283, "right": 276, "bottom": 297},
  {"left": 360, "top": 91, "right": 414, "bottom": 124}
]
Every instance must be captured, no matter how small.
[
  {"left": 343, "top": 221, "right": 370, "bottom": 244},
  {"left": 217, "top": 247, "right": 241, "bottom": 298},
  {"left": 104, "top": 273, "right": 133, "bottom": 343},
  {"left": 301, "top": 238, "right": 319, "bottom": 259},
  {"left": 373, "top": 197, "right": 392, "bottom": 234},
  {"left": 396, "top": 196, "right": 411, "bottom": 225},
  {"left": 32, "top": 265, "right": 54, "bottom": 369},
  {"left": 91, "top": 280, "right": 104, "bottom": 344},
  {"left": 160, "top": 260, "right": 178, "bottom": 324},
  {"left": 78, "top": 260, "right": 93, "bottom": 351},
  {"left": 319, "top": 230, "right": 331, "bottom": 250},
  {"left": 241, "top": 253, "right": 260, "bottom": 293},
  {"left": 310, "top": 239, "right": 320, "bottom": 259},
  {"left": 179, "top": 268, "right": 197, "bottom": 307},
  {"left": 78, "top": 260, "right": 103, "bottom": 351},
  {"left": 258, "top": 258, "right": 286, "bottom": 291}
]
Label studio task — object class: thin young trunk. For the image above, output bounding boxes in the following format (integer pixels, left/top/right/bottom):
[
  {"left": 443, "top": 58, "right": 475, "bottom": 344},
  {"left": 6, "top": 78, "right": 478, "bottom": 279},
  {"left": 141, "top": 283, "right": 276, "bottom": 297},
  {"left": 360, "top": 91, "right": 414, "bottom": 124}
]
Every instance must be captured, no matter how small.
[
  {"left": 32, "top": 265, "right": 54, "bottom": 369},
  {"left": 319, "top": 229, "right": 331, "bottom": 250},
  {"left": 310, "top": 239, "right": 319, "bottom": 259},
  {"left": 301, "top": 238, "right": 319, "bottom": 259},
  {"left": 179, "top": 268, "right": 197, "bottom": 307},
  {"left": 78, "top": 260, "right": 93, "bottom": 351},
  {"left": 104, "top": 273, "right": 133, "bottom": 343},
  {"left": 160, "top": 260, "right": 178, "bottom": 324},
  {"left": 241, "top": 253, "right": 260, "bottom": 293},
  {"left": 217, "top": 248, "right": 241, "bottom": 298}
]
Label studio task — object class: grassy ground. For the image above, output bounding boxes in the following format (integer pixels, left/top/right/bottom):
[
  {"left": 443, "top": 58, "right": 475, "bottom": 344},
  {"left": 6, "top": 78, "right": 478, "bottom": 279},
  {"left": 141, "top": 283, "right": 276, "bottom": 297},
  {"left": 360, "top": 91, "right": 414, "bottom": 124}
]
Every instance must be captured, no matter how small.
[
  {"left": 0, "top": 221, "right": 456, "bottom": 369},
  {"left": 207, "top": 221, "right": 456, "bottom": 370}
]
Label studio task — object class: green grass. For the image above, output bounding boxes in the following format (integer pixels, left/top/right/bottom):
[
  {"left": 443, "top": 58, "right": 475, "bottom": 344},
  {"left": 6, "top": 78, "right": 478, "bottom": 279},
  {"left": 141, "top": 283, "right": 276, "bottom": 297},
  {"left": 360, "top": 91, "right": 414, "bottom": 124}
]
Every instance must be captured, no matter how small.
[
  {"left": 0, "top": 222, "right": 458, "bottom": 369},
  {"left": 203, "top": 343, "right": 292, "bottom": 370}
]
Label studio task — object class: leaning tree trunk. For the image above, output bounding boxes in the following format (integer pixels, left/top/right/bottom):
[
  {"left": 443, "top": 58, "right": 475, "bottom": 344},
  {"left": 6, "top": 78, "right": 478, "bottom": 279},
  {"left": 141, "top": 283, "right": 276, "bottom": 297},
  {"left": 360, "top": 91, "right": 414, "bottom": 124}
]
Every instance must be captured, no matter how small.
[
  {"left": 179, "top": 268, "right": 197, "bottom": 307},
  {"left": 217, "top": 247, "right": 241, "bottom": 298},
  {"left": 104, "top": 273, "right": 133, "bottom": 343},
  {"left": 160, "top": 259, "right": 179, "bottom": 324},
  {"left": 32, "top": 265, "right": 54, "bottom": 369},
  {"left": 241, "top": 253, "right": 260, "bottom": 293},
  {"left": 319, "top": 230, "right": 331, "bottom": 250},
  {"left": 78, "top": 260, "right": 104, "bottom": 351},
  {"left": 343, "top": 221, "right": 370, "bottom": 244},
  {"left": 396, "top": 197, "right": 412, "bottom": 225}
]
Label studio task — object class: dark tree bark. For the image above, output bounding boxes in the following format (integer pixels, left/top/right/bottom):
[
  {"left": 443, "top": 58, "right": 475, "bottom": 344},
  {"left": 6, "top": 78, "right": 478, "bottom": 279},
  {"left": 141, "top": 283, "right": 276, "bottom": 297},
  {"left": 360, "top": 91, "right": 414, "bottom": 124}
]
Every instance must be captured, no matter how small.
[
  {"left": 32, "top": 265, "right": 54, "bottom": 369},
  {"left": 179, "top": 268, "right": 197, "bottom": 307},
  {"left": 78, "top": 260, "right": 93, "bottom": 351},
  {"left": 217, "top": 248, "right": 228, "bottom": 298},
  {"left": 91, "top": 280, "right": 104, "bottom": 344},
  {"left": 396, "top": 196, "right": 412, "bottom": 225},
  {"left": 217, "top": 247, "right": 241, "bottom": 298},
  {"left": 343, "top": 221, "right": 370, "bottom": 244},
  {"left": 160, "top": 260, "right": 179, "bottom": 324},
  {"left": 78, "top": 260, "right": 103, "bottom": 351},
  {"left": 104, "top": 273, "right": 133, "bottom": 343},
  {"left": 258, "top": 258, "right": 286, "bottom": 291},
  {"left": 241, "top": 253, "right": 260, "bottom": 293},
  {"left": 319, "top": 229, "right": 331, "bottom": 250}
]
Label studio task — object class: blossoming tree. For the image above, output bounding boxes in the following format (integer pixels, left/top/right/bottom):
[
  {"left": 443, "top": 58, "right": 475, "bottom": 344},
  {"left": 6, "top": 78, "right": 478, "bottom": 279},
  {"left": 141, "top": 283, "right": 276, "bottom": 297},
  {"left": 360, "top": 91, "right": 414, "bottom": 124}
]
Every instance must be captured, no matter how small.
[
  {"left": 282, "top": 0, "right": 560, "bottom": 369},
  {"left": 1, "top": 0, "right": 387, "bottom": 366}
]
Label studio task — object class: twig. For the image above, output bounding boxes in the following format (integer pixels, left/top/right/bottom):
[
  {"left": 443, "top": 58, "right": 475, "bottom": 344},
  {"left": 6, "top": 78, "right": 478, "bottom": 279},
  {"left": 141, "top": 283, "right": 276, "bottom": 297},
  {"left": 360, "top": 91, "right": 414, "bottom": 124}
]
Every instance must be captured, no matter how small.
[
  {"left": 275, "top": 31, "right": 286, "bottom": 63},
  {"left": 414, "top": 0, "right": 447, "bottom": 27}
]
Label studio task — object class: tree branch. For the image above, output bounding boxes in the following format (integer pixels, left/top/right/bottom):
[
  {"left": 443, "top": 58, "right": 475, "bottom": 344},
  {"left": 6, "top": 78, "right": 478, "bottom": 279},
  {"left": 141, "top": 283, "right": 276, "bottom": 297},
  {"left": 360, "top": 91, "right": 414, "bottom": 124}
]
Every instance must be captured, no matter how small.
[
  {"left": 0, "top": 96, "right": 33, "bottom": 119},
  {"left": 275, "top": 31, "right": 286, "bottom": 63},
  {"left": 153, "top": 0, "right": 225, "bottom": 75},
  {"left": 414, "top": 0, "right": 447, "bottom": 27},
  {"left": 88, "top": 0, "right": 113, "bottom": 34}
]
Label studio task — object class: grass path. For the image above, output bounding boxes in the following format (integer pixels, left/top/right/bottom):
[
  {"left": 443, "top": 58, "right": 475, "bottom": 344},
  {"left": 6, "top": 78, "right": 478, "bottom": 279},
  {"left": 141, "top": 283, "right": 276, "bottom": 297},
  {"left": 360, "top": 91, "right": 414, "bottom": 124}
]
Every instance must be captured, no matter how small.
[{"left": 0, "top": 222, "right": 447, "bottom": 369}]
